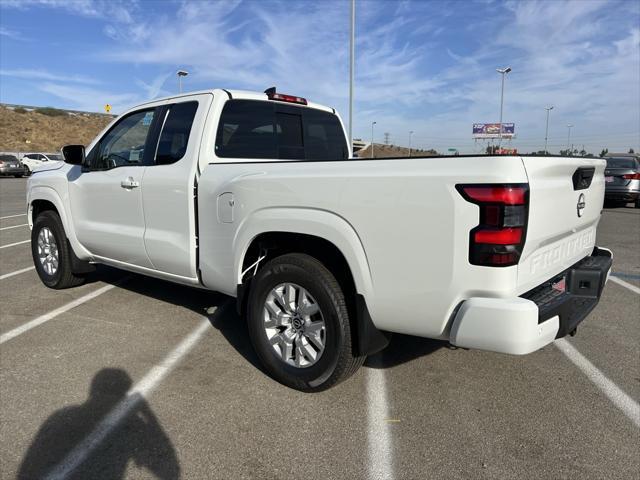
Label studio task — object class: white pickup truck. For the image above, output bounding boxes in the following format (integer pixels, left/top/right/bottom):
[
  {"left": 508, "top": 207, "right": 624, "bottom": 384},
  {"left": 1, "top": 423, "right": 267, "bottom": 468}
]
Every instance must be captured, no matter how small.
[{"left": 27, "top": 88, "right": 612, "bottom": 391}]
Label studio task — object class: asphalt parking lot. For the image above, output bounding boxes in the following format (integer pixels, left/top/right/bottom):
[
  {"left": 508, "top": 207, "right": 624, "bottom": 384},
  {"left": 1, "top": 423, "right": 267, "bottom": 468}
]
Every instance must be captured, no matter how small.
[{"left": 1, "top": 177, "right": 638, "bottom": 480}]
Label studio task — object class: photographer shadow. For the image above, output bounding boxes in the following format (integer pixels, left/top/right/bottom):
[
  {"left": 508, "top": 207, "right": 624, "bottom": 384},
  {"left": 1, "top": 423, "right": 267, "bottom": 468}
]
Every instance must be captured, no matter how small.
[{"left": 18, "top": 368, "right": 180, "bottom": 480}]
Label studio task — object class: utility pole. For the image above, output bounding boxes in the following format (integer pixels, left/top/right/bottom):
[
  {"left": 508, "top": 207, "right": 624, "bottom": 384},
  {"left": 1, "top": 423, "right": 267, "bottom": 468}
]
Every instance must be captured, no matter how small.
[
  {"left": 409, "top": 130, "right": 414, "bottom": 157},
  {"left": 384, "top": 132, "right": 390, "bottom": 145},
  {"left": 496, "top": 67, "right": 511, "bottom": 148},
  {"left": 348, "top": 0, "right": 355, "bottom": 154},
  {"left": 544, "top": 105, "right": 553, "bottom": 154},
  {"left": 567, "top": 124, "right": 573, "bottom": 152},
  {"left": 370, "top": 121, "right": 376, "bottom": 158}
]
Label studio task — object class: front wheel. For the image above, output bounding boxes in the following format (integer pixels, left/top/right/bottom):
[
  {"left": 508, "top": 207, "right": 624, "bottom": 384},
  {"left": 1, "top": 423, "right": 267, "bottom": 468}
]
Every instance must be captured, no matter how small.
[
  {"left": 23, "top": 165, "right": 31, "bottom": 176},
  {"left": 32, "top": 211, "right": 85, "bottom": 289},
  {"left": 247, "top": 253, "right": 365, "bottom": 392}
]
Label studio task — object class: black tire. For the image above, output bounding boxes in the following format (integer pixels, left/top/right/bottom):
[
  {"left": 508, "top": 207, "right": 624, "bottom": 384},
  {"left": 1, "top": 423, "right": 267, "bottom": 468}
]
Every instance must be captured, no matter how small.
[
  {"left": 635, "top": 198, "right": 640, "bottom": 209},
  {"left": 13, "top": 174, "right": 23, "bottom": 178},
  {"left": 23, "top": 165, "right": 31, "bottom": 176},
  {"left": 247, "top": 253, "right": 365, "bottom": 392},
  {"left": 32, "top": 210, "right": 85, "bottom": 289}
]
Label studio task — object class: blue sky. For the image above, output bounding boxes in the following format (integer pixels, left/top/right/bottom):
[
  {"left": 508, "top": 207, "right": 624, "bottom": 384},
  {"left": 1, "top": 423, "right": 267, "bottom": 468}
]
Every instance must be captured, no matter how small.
[{"left": 1, "top": 0, "right": 639, "bottom": 154}]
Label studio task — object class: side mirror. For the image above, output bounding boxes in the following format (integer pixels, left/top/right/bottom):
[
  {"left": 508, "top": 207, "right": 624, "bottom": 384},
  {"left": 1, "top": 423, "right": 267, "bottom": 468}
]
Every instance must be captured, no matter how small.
[{"left": 62, "top": 145, "right": 85, "bottom": 165}]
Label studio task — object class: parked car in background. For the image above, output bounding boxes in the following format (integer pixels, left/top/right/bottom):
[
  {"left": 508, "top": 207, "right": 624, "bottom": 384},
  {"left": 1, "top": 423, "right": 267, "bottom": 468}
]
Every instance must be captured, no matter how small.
[
  {"left": 21, "top": 152, "right": 64, "bottom": 175},
  {"left": 603, "top": 155, "right": 640, "bottom": 208},
  {"left": 0, "top": 154, "right": 24, "bottom": 177}
]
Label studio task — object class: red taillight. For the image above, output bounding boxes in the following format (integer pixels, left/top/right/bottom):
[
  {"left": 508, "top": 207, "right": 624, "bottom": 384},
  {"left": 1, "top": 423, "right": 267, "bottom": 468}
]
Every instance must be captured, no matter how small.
[
  {"left": 474, "top": 227, "right": 523, "bottom": 245},
  {"left": 457, "top": 184, "right": 529, "bottom": 267},
  {"left": 267, "top": 92, "right": 308, "bottom": 105},
  {"left": 460, "top": 186, "right": 526, "bottom": 205},
  {"left": 623, "top": 172, "right": 640, "bottom": 180}
]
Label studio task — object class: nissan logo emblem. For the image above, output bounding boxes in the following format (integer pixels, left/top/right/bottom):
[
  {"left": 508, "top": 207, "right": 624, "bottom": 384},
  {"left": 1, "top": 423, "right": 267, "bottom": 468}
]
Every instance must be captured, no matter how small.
[{"left": 577, "top": 193, "right": 586, "bottom": 217}]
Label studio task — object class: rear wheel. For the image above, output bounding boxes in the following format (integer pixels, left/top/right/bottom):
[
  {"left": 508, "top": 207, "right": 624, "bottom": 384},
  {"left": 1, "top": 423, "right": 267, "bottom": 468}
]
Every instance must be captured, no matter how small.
[
  {"left": 32, "top": 211, "right": 85, "bottom": 289},
  {"left": 247, "top": 253, "right": 365, "bottom": 392},
  {"left": 23, "top": 165, "right": 31, "bottom": 176}
]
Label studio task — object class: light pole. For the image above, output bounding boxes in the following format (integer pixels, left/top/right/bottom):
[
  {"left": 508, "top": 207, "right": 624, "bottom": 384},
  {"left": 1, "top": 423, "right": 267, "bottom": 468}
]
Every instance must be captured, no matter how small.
[
  {"left": 567, "top": 124, "right": 573, "bottom": 153},
  {"left": 177, "top": 70, "right": 189, "bottom": 93},
  {"left": 496, "top": 66, "right": 511, "bottom": 148},
  {"left": 544, "top": 106, "right": 553, "bottom": 154},
  {"left": 409, "top": 130, "right": 414, "bottom": 157},
  {"left": 348, "top": 0, "right": 355, "bottom": 154},
  {"left": 370, "top": 121, "right": 376, "bottom": 158}
]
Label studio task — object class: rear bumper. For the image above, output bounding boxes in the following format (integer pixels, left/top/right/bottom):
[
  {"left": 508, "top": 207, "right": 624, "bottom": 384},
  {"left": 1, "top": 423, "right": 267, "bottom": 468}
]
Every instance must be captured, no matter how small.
[
  {"left": 605, "top": 184, "right": 639, "bottom": 202},
  {"left": 605, "top": 192, "right": 639, "bottom": 202},
  {"left": 450, "top": 247, "right": 612, "bottom": 355},
  {"left": 0, "top": 166, "right": 24, "bottom": 175}
]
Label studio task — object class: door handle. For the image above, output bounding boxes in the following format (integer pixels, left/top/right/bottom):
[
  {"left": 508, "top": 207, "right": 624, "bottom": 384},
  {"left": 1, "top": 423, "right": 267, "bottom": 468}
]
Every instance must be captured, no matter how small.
[{"left": 120, "top": 177, "right": 140, "bottom": 189}]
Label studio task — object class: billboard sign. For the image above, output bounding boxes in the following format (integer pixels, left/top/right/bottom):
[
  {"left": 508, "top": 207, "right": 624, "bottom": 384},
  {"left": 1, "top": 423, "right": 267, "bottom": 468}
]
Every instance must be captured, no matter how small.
[{"left": 473, "top": 123, "right": 515, "bottom": 138}]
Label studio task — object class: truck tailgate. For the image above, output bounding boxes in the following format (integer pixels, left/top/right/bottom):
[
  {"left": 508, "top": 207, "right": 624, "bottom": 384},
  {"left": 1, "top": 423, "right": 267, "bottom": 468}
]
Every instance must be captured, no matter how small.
[{"left": 517, "top": 156, "right": 606, "bottom": 293}]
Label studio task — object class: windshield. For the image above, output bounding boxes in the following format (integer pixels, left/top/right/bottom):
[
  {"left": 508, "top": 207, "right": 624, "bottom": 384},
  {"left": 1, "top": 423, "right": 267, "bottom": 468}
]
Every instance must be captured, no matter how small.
[{"left": 606, "top": 157, "right": 637, "bottom": 169}]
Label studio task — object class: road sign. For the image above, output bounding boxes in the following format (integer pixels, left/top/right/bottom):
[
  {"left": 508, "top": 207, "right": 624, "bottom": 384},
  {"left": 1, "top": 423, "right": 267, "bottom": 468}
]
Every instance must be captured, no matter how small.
[{"left": 104, "top": 104, "right": 111, "bottom": 113}]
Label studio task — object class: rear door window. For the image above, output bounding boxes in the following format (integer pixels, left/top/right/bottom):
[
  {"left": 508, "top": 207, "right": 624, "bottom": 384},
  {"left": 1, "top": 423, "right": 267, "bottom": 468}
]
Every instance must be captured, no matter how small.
[
  {"left": 215, "top": 100, "right": 347, "bottom": 160},
  {"left": 302, "top": 108, "right": 348, "bottom": 160},
  {"left": 215, "top": 100, "right": 276, "bottom": 159},
  {"left": 154, "top": 101, "right": 199, "bottom": 165}
]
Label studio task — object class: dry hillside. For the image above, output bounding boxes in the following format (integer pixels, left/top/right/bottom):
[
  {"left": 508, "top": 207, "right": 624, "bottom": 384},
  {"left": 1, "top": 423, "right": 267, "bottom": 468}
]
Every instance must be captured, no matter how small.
[
  {"left": 0, "top": 105, "right": 113, "bottom": 152},
  {"left": 356, "top": 143, "right": 439, "bottom": 158}
]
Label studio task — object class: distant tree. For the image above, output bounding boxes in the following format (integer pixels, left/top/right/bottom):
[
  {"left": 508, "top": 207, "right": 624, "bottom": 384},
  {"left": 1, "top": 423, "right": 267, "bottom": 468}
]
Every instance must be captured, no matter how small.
[
  {"left": 14, "top": 107, "right": 27, "bottom": 114},
  {"left": 600, "top": 148, "right": 608, "bottom": 157},
  {"left": 579, "top": 149, "right": 587, "bottom": 156},
  {"left": 629, "top": 148, "right": 635, "bottom": 154},
  {"left": 35, "top": 107, "right": 67, "bottom": 117}
]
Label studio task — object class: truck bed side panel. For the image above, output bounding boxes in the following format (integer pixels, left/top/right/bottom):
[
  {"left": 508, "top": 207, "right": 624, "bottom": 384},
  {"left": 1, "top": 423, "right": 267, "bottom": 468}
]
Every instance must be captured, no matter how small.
[{"left": 198, "top": 156, "right": 528, "bottom": 338}]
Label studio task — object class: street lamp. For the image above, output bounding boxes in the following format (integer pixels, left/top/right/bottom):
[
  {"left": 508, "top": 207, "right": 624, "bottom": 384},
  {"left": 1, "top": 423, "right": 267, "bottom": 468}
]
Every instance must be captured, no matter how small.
[
  {"left": 370, "top": 121, "right": 377, "bottom": 158},
  {"left": 567, "top": 124, "right": 574, "bottom": 152},
  {"left": 544, "top": 106, "right": 554, "bottom": 155},
  {"left": 409, "top": 130, "right": 414, "bottom": 157},
  {"left": 177, "top": 70, "right": 189, "bottom": 93},
  {"left": 496, "top": 66, "right": 512, "bottom": 147}
]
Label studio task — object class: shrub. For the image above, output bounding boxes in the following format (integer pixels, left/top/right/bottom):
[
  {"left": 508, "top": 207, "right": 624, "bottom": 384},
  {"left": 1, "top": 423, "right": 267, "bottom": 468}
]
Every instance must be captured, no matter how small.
[
  {"left": 14, "top": 107, "right": 27, "bottom": 114},
  {"left": 35, "top": 107, "right": 67, "bottom": 117}
]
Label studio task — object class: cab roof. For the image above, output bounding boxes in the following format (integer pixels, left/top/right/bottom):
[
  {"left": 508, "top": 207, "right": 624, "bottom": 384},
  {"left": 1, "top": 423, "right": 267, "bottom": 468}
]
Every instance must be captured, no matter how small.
[{"left": 135, "top": 88, "right": 335, "bottom": 114}]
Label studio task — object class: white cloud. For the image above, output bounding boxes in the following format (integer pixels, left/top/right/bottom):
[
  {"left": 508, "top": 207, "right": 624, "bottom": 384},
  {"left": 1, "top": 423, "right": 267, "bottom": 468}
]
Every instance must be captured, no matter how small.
[
  {"left": 0, "top": 26, "right": 28, "bottom": 41},
  {"left": 0, "top": 68, "right": 100, "bottom": 84},
  {"left": 135, "top": 71, "right": 173, "bottom": 100},
  {"left": 38, "top": 82, "right": 142, "bottom": 113}
]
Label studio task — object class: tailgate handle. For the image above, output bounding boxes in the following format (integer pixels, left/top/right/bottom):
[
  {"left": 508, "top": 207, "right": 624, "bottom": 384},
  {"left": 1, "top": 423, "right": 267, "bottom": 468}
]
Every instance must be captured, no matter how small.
[{"left": 572, "top": 167, "right": 595, "bottom": 190}]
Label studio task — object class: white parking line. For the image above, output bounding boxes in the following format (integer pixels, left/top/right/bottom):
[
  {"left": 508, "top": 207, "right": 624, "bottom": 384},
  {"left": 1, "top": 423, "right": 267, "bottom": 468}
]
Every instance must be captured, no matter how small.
[
  {"left": 556, "top": 339, "right": 640, "bottom": 428},
  {"left": 366, "top": 363, "right": 394, "bottom": 480},
  {"left": 0, "top": 213, "right": 26, "bottom": 220},
  {"left": 0, "top": 266, "right": 35, "bottom": 281},
  {"left": 0, "top": 223, "right": 28, "bottom": 231},
  {"left": 0, "top": 240, "right": 30, "bottom": 249},
  {"left": 0, "top": 284, "right": 116, "bottom": 344},
  {"left": 610, "top": 276, "right": 640, "bottom": 295},
  {"left": 44, "top": 315, "right": 214, "bottom": 480}
]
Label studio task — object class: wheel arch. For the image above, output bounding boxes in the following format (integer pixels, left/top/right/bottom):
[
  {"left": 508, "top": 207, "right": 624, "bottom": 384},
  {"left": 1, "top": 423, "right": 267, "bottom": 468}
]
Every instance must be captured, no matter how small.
[
  {"left": 28, "top": 186, "right": 90, "bottom": 261},
  {"left": 234, "top": 208, "right": 388, "bottom": 356}
]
